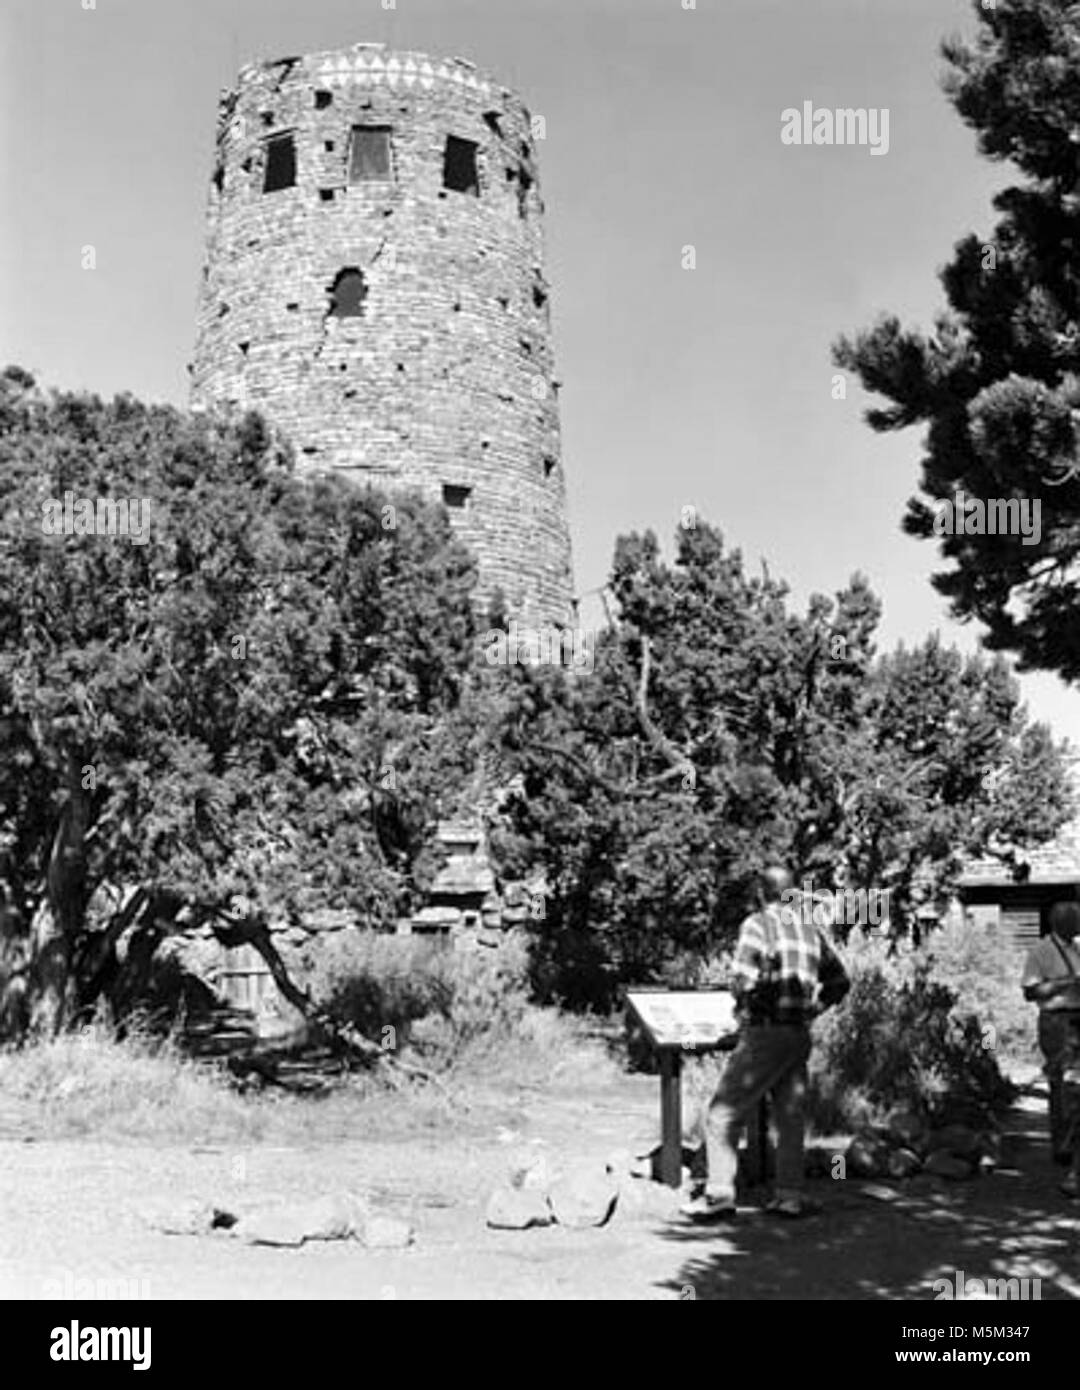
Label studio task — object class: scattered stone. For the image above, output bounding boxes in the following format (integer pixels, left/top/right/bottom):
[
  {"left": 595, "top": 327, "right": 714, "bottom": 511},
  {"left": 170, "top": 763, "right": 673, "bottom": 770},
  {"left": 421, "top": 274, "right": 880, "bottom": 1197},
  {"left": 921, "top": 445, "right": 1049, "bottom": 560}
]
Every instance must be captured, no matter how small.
[
  {"left": 618, "top": 1180, "right": 684, "bottom": 1218},
  {"left": 486, "top": 1185, "right": 554, "bottom": 1229},
  {"left": 886, "top": 1147, "right": 923, "bottom": 1180},
  {"left": 136, "top": 1199, "right": 218, "bottom": 1236},
  {"left": 548, "top": 1167, "right": 619, "bottom": 1229},
  {"left": 859, "top": 1183, "right": 903, "bottom": 1204},
  {"left": 360, "top": 1214, "right": 414, "bottom": 1249},
  {"left": 233, "top": 1193, "right": 364, "bottom": 1246},
  {"left": 846, "top": 1134, "right": 889, "bottom": 1179},
  {"left": 923, "top": 1149, "right": 975, "bottom": 1181}
]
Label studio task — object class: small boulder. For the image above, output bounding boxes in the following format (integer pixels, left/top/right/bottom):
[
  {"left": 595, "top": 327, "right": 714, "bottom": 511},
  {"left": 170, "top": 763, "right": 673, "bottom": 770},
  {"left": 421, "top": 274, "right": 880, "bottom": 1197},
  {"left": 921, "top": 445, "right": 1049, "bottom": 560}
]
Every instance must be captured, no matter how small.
[
  {"left": 924, "top": 1149, "right": 975, "bottom": 1181},
  {"left": 361, "top": 1214, "right": 415, "bottom": 1249},
  {"left": 548, "top": 1167, "right": 619, "bottom": 1229},
  {"left": 234, "top": 1194, "right": 363, "bottom": 1246},
  {"left": 886, "top": 1147, "right": 923, "bottom": 1180},
  {"left": 486, "top": 1185, "right": 554, "bottom": 1229},
  {"left": 136, "top": 1199, "right": 217, "bottom": 1236},
  {"left": 846, "top": 1134, "right": 889, "bottom": 1179}
]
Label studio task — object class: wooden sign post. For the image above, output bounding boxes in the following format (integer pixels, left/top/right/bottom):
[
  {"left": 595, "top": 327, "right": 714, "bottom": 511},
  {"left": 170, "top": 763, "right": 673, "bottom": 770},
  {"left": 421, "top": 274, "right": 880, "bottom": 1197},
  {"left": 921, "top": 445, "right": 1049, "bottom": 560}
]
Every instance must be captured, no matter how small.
[{"left": 626, "top": 989, "right": 743, "bottom": 1189}]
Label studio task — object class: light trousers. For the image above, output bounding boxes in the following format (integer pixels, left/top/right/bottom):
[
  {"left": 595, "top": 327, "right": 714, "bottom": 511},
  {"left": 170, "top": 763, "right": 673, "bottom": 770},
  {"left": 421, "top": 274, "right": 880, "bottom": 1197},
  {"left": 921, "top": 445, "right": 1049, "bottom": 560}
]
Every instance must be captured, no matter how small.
[{"left": 701, "top": 1023, "right": 812, "bottom": 1201}]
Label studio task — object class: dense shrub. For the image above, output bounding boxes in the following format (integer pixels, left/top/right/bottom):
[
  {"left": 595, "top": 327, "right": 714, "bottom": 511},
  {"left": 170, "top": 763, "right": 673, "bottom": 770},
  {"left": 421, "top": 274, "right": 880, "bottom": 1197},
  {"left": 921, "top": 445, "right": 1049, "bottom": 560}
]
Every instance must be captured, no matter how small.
[
  {"left": 921, "top": 914, "right": 1037, "bottom": 1064},
  {"left": 297, "top": 929, "right": 531, "bottom": 1067},
  {"left": 807, "top": 930, "right": 1017, "bottom": 1134}
]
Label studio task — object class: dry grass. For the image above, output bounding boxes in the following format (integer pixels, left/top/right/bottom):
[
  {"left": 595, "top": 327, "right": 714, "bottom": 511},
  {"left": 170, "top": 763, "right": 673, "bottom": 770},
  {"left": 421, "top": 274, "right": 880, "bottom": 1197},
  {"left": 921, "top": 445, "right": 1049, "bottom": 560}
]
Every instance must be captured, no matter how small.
[{"left": 0, "top": 1003, "right": 615, "bottom": 1146}]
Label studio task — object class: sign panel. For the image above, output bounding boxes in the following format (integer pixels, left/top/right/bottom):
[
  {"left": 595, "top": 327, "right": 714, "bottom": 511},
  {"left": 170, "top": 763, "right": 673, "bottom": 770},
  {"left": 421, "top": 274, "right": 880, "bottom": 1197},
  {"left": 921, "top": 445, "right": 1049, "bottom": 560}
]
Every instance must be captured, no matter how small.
[{"left": 626, "top": 989, "right": 738, "bottom": 1050}]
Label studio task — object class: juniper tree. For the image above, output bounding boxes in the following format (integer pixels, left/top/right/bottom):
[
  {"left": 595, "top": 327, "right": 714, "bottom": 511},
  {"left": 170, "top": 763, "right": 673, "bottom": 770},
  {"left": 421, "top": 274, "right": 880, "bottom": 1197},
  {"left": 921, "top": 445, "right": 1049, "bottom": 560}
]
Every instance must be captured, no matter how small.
[{"left": 0, "top": 368, "right": 481, "bottom": 1038}]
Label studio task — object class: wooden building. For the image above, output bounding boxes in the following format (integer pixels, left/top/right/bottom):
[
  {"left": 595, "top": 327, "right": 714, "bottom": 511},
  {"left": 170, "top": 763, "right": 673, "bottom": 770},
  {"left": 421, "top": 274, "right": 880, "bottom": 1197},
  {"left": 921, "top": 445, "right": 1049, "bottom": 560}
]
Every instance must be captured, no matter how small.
[{"left": 957, "top": 799, "right": 1080, "bottom": 950}]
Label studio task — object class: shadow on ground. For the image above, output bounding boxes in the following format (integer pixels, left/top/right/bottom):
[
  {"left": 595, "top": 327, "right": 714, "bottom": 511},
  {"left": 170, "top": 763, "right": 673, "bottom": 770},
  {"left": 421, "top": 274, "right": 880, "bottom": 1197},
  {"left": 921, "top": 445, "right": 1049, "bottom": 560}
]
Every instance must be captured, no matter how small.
[{"left": 655, "top": 1087, "right": 1080, "bottom": 1301}]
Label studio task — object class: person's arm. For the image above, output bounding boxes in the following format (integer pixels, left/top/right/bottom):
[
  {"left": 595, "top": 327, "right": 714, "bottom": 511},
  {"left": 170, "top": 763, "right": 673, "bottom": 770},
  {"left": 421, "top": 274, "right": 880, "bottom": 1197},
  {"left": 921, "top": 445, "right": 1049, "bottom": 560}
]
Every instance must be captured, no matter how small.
[
  {"left": 1021, "top": 943, "right": 1068, "bottom": 1003},
  {"left": 730, "top": 916, "right": 766, "bottom": 1002}
]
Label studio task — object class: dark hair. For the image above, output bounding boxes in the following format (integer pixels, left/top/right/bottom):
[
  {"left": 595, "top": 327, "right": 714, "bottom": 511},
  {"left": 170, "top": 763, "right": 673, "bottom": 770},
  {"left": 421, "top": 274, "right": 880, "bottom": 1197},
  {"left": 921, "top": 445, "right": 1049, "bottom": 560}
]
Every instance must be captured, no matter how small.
[{"left": 1048, "top": 901, "right": 1080, "bottom": 938}]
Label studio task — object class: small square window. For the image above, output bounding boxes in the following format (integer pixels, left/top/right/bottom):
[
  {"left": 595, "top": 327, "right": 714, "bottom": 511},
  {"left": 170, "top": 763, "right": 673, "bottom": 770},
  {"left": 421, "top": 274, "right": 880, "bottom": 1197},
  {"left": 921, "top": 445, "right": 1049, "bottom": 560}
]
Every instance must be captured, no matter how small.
[
  {"left": 443, "top": 136, "right": 479, "bottom": 196},
  {"left": 349, "top": 126, "right": 392, "bottom": 183},
  {"left": 263, "top": 134, "right": 296, "bottom": 192},
  {"left": 328, "top": 268, "right": 367, "bottom": 318},
  {"left": 442, "top": 484, "right": 471, "bottom": 510}
]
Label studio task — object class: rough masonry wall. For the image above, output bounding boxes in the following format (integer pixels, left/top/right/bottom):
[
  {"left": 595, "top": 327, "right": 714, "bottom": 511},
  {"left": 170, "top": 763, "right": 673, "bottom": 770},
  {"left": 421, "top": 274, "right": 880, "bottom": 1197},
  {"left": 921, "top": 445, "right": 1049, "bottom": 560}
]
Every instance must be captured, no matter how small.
[{"left": 190, "top": 44, "right": 575, "bottom": 626}]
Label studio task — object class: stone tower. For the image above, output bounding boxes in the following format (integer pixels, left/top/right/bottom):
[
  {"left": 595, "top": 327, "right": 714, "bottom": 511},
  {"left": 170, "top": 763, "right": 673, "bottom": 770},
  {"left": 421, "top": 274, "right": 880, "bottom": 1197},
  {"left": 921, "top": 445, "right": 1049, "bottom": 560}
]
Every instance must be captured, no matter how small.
[{"left": 191, "top": 44, "right": 575, "bottom": 625}]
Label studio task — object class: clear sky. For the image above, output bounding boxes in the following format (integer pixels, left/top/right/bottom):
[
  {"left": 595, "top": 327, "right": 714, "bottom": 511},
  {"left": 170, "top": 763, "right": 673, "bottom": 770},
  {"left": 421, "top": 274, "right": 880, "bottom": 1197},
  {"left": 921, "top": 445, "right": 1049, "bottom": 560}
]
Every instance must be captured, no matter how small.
[{"left": 3, "top": 0, "right": 1077, "bottom": 746}]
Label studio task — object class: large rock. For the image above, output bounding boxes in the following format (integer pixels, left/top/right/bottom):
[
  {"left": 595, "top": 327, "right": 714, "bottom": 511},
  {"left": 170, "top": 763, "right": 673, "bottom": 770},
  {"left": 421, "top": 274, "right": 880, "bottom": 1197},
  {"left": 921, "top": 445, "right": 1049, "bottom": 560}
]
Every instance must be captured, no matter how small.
[
  {"left": 486, "top": 1186, "right": 554, "bottom": 1229},
  {"left": 548, "top": 1167, "right": 619, "bottom": 1229},
  {"left": 233, "top": 1194, "right": 364, "bottom": 1246}
]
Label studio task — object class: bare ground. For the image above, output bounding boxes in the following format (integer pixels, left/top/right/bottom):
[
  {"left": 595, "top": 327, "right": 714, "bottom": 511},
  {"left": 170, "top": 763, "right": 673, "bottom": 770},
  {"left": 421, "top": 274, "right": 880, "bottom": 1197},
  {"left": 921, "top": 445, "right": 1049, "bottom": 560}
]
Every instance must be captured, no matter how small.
[{"left": 2, "top": 1066, "right": 1079, "bottom": 1301}]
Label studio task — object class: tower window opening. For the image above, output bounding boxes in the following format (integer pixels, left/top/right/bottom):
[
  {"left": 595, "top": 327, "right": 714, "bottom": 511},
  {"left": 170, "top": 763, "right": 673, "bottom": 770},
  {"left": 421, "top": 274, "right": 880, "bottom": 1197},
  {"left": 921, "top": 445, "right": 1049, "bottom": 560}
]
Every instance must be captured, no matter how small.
[
  {"left": 263, "top": 134, "right": 296, "bottom": 192},
  {"left": 443, "top": 136, "right": 479, "bottom": 195},
  {"left": 483, "top": 111, "right": 503, "bottom": 137},
  {"left": 315, "top": 90, "right": 333, "bottom": 109},
  {"left": 543, "top": 456, "right": 557, "bottom": 478},
  {"left": 212, "top": 163, "right": 225, "bottom": 195},
  {"left": 516, "top": 165, "right": 533, "bottom": 218},
  {"left": 442, "top": 484, "right": 471, "bottom": 510},
  {"left": 320, "top": 188, "right": 336, "bottom": 202},
  {"left": 327, "top": 267, "right": 367, "bottom": 318},
  {"left": 349, "top": 126, "right": 392, "bottom": 183}
]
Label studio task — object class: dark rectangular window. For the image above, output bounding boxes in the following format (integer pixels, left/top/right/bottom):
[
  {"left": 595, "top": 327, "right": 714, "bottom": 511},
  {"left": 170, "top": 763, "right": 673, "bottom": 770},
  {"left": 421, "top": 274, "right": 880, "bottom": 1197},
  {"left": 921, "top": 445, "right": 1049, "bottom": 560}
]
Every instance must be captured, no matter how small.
[
  {"left": 263, "top": 134, "right": 296, "bottom": 192},
  {"left": 442, "top": 484, "right": 471, "bottom": 510},
  {"left": 349, "top": 126, "right": 392, "bottom": 183},
  {"left": 443, "top": 136, "right": 479, "bottom": 195}
]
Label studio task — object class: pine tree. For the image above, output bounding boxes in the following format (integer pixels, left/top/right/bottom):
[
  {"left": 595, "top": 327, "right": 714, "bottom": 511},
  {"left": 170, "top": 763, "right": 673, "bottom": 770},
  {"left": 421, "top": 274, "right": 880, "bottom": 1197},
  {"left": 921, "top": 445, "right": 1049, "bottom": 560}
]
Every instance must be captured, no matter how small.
[{"left": 834, "top": 0, "right": 1080, "bottom": 681}]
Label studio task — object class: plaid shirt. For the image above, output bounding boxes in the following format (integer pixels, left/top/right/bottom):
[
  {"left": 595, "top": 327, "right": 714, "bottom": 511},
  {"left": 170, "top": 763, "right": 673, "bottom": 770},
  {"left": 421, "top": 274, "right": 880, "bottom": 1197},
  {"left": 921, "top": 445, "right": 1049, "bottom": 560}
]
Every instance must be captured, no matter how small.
[{"left": 732, "top": 903, "right": 840, "bottom": 1025}]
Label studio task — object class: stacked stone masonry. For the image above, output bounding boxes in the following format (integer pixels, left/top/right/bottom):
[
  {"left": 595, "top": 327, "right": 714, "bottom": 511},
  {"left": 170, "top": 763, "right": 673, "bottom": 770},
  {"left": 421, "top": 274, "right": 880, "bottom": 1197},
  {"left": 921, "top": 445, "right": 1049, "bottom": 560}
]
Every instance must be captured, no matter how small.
[{"left": 191, "top": 44, "right": 575, "bottom": 625}]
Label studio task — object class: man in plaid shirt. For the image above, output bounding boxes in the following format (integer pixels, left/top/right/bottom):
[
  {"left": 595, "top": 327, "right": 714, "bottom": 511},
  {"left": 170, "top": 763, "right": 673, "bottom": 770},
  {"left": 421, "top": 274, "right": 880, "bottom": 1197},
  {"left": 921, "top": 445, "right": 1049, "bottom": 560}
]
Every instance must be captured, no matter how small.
[{"left": 682, "top": 864, "right": 849, "bottom": 1222}]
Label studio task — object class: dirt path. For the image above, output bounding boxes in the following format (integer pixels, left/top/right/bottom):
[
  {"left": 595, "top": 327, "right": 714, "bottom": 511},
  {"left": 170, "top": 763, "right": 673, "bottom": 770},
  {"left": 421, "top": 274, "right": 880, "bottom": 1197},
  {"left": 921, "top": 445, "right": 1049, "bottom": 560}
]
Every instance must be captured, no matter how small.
[{"left": 3, "top": 1072, "right": 1079, "bottom": 1300}]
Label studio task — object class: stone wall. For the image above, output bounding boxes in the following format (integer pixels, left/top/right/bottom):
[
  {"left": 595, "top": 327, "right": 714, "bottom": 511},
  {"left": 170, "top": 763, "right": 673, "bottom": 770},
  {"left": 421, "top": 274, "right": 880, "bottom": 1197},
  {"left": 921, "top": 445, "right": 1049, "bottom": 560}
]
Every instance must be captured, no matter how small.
[{"left": 191, "top": 44, "right": 575, "bottom": 625}]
